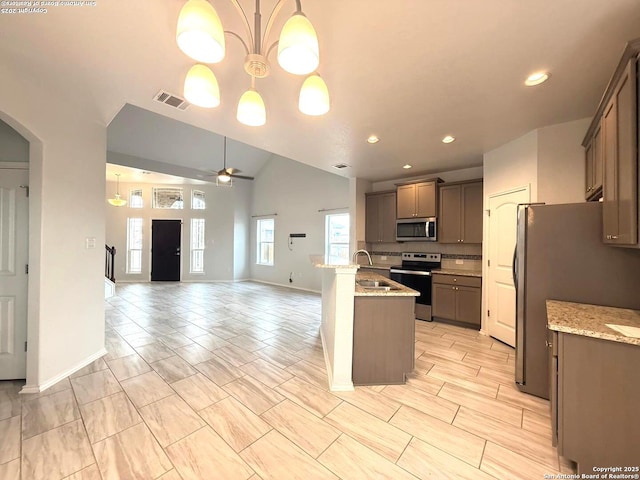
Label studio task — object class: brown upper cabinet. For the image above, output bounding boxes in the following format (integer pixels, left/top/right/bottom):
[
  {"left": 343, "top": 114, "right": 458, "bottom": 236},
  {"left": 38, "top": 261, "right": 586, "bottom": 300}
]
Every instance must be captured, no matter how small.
[
  {"left": 583, "top": 39, "right": 640, "bottom": 247},
  {"left": 584, "top": 121, "right": 603, "bottom": 201},
  {"left": 365, "top": 191, "right": 397, "bottom": 243},
  {"left": 438, "top": 180, "right": 483, "bottom": 244},
  {"left": 396, "top": 179, "right": 440, "bottom": 219}
]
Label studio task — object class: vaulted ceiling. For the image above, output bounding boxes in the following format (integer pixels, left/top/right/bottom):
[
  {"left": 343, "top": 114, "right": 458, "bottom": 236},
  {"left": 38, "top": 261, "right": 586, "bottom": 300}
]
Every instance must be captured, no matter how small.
[{"left": 2, "top": 0, "right": 640, "bottom": 182}]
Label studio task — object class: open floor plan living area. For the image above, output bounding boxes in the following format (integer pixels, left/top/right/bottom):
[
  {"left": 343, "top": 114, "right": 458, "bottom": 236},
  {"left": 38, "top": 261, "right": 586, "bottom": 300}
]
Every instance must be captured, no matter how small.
[{"left": 1, "top": 282, "right": 573, "bottom": 479}]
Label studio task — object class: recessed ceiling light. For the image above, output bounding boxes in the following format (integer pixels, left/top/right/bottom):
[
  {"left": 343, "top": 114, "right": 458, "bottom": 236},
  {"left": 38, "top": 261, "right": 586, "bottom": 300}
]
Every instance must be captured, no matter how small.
[
  {"left": 442, "top": 135, "right": 455, "bottom": 144},
  {"left": 367, "top": 135, "right": 380, "bottom": 144},
  {"left": 403, "top": 164, "right": 412, "bottom": 169},
  {"left": 525, "top": 71, "right": 550, "bottom": 86}
]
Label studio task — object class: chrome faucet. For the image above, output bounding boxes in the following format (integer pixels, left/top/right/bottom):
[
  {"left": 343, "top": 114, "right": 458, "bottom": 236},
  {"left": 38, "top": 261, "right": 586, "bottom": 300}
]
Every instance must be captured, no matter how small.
[{"left": 352, "top": 249, "right": 373, "bottom": 266}]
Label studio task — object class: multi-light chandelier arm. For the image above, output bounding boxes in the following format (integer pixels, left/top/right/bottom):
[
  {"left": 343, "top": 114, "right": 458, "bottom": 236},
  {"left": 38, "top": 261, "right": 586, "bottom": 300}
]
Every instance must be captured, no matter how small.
[
  {"left": 228, "top": 0, "right": 254, "bottom": 51},
  {"left": 260, "top": 0, "right": 289, "bottom": 55},
  {"left": 224, "top": 30, "right": 250, "bottom": 55}
]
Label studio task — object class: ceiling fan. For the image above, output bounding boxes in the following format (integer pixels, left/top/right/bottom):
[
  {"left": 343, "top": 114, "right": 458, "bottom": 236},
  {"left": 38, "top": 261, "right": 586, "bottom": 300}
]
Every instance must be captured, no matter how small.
[{"left": 209, "top": 137, "right": 254, "bottom": 183}]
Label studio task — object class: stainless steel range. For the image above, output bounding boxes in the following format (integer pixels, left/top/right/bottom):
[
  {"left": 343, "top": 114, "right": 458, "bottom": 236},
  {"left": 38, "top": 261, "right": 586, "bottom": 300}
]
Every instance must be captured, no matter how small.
[{"left": 390, "top": 253, "right": 441, "bottom": 321}]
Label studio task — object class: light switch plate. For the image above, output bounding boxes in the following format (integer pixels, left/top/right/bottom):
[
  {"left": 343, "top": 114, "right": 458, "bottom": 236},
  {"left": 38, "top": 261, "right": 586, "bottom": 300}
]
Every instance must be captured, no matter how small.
[
  {"left": 381, "top": 256, "right": 387, "bottom": 261},
  {"left": 455, "top": 259, "right": 464, "bottom": 265},
  {"left": 85, "top": 237, "right": 96, "bottom": 249}
]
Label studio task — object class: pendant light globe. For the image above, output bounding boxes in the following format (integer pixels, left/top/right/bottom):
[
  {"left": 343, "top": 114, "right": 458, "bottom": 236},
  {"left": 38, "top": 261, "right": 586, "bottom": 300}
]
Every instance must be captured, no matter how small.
[
  {"left": 277, "top": 13, "right": 319, "bottom": 75},
  {"left": 184, "top": 64, "right": 220, "bottom": 108},
  {"left": 237, "top": 89, "right": 266, "bottom": 126},
  {"left": 299, "top": 74, "right": 330, "bottom": 116},
  {"left": 176, "top": 0, "right": 226, "bottom": 64}
]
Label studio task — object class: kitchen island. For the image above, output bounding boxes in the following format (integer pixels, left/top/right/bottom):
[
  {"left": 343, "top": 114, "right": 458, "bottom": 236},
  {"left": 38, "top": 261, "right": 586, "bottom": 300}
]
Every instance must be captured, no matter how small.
[
  {"left": 546, "top": 300, "right": 640, "bottom": 474},
  {"left": 313, "top": 258, "right": 418, "bottom": 391},
  {"left": 353, "top": 271, "right": 420, "bottom": 385}
]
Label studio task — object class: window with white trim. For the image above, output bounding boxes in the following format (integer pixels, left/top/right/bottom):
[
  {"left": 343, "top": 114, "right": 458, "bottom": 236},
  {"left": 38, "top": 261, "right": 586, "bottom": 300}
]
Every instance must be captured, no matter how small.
[
  {"left": 190, "top": 218, "right": 205, "bottom": 273},
  {"left": 256, "top": 218, "right": 274, "bottom": 266},
  {"left": 192, "top": 190, "right": 206, "bottom": 210},
  {"left": 126, "top": 218, "right": 143, "bottom": 274},
  {"left": 152, "top": 187, "right": 183, "bottom": 209},
  {"left": 325, "top": 213, "right": 350, "bottom": 262},
  {"left": 129, "top": 188, "right": 143, "bottom": 208}
]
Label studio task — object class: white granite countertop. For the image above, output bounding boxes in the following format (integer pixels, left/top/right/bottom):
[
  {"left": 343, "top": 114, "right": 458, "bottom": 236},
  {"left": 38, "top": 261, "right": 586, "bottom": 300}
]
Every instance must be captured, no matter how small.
[
  {"left": 432, "top": 269, "right": 483, "bottom": 278},
  {"left": 546, "top": 300, "right": 640, "bottom": 346},
  {"left": 354, "top": 271, "right": 419, "bottom": 297}
]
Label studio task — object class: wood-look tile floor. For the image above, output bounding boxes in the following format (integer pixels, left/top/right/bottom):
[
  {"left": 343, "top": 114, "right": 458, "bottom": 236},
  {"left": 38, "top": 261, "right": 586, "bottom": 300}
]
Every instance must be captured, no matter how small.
[{"left": 0, "top": 281, "right": 577, "bottom": 479}]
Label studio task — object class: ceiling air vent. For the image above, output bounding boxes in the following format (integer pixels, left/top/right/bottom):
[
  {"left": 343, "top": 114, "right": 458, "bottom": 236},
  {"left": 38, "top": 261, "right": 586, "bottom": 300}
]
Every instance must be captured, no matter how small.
[
  {"left": 153, "top": 90, "right": 190, "bottom": 111},
  {"left": 332, "top": 163, "right": 350, "bottom": 170}
]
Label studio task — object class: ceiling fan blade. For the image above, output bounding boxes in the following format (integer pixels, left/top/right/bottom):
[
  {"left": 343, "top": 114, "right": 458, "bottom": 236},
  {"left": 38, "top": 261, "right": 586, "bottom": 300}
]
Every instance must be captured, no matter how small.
[
  {"left": 230, "top": 174, "right": 254, "bottom": 180},
  {"left": 226, "top": 167, "right": 243, "bottom": 174}
]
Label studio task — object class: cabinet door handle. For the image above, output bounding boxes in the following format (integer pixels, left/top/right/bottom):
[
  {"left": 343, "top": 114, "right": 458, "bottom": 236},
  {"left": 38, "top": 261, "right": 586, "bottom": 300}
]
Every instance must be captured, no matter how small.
[
  {"left": 611, "top": 235, "right": 619, "bottom": 239},
  {"left": 453, "top": 278, "right": 457, "bottom": 282},
  {"left": 545, "top": 340, "right": 553, "bottom": 349},
  {"left": 606, "top": 234, "right": 611, "bottom": 240}
]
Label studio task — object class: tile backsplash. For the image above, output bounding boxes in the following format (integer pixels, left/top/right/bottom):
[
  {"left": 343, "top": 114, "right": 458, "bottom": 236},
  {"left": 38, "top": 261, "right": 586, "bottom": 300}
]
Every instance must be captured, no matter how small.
[{"left": 355, "top": 241, "right": 482, "bottom": 272}]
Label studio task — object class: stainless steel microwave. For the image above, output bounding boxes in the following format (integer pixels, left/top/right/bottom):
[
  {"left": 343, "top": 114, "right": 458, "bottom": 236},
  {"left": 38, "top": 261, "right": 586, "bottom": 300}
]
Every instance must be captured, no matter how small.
[{"left": 396, "top": 217, "right": 437, "bottom": 242}]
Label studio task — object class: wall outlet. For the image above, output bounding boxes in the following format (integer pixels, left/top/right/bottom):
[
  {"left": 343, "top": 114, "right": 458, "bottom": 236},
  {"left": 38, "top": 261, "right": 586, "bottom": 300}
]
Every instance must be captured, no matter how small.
[
  {"left": 381, "top": 255, "right": 387, "bottom": 261},
  {"left": 85, "top": 237, "right": 96, "bottom": 249},
  {"left": 455, "top": 259, "right": 464, "bottom": 265}
]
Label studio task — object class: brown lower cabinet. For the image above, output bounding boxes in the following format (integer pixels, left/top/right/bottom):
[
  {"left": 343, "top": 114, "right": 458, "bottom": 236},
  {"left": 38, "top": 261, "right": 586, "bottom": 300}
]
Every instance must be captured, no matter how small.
[
  {"left": 352, "top": 296, "right": 415, "bottom": 385},
  {"left": 432, "top": 274, "right": 481, "bottom": 327},
  {"left": 550, "top": 330, "right": 640, "bottom": 473}
]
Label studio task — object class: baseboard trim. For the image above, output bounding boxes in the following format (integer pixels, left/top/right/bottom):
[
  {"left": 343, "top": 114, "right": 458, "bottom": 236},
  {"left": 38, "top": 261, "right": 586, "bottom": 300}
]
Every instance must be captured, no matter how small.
[
  {"left": 249, "top": 279, "right": 321, "bottom": 294},
  {"left": 20, "top": 348, "right": 108, "bottom": 394},
  {"left": 320, "top": 329, "right": 354, "bottom": 392}
]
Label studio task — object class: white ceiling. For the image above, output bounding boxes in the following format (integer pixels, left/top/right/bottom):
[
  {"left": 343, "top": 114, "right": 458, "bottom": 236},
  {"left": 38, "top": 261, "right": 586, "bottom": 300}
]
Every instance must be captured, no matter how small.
[{"left": 2, "top": 0, "right": 640, "bottom": 182}]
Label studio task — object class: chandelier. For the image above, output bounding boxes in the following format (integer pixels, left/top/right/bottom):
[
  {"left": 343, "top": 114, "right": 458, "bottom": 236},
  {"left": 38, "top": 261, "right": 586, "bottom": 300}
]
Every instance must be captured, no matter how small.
[
  {"left": 176, "top": 0, "right": 330, "bottom": 126},
  {"left": 108, "top": 173, "right": 127, "bottom": 207}
]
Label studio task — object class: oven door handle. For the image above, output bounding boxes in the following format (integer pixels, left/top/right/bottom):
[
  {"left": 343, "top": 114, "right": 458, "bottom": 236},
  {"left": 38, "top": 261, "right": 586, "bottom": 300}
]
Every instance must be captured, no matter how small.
[{"left": 389, "top": 269, "right": 432, "bottom": 276}]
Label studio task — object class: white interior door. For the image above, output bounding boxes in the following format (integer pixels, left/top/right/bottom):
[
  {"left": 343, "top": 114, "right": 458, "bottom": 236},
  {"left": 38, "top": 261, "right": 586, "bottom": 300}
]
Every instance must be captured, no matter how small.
[
  {"left": 487, "top": 187, "right": 529, "bottom": 347},
  {"left": 0, "top": 168, "right": 29, "bottom": 380}
]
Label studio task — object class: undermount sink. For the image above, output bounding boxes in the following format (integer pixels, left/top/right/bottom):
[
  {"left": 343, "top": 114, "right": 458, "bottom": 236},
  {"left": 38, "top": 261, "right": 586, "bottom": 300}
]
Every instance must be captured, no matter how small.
[{"left": 356, "top": 279, "right": 399, "bottom": 291}]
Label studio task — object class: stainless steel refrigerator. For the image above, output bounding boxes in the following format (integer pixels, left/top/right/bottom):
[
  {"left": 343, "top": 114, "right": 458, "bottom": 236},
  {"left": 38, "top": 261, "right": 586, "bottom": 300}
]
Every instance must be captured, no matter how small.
[{"left": 514, "top": 202, "right": 640, "bottom": 399}]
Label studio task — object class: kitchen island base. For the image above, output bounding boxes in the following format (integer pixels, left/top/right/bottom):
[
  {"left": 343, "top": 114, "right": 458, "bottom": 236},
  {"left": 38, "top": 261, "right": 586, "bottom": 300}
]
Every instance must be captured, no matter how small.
[{"left": 352, "top": 296, "right": 415, "bottom": 385}]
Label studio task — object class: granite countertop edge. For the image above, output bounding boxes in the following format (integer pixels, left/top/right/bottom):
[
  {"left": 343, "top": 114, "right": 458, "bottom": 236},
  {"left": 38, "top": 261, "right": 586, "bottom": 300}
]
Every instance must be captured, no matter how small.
[
  {"left": 432, "top": 268, "right": 483, "bottom": 278},
  {"left": 546, "top": 300, "right": 640, "bottom": 346}
]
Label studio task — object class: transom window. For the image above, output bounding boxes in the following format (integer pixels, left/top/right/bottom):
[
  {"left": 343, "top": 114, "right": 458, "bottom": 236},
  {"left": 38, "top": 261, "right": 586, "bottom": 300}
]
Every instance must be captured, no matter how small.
[
  {"left": 129, "top": 188, "right": 143, "bottom": 208},
  {"left": 257, "top": 218, "right": 275, "bottom": 266},
  {"left": 192, "top": 190, "right": 206, "bottom": 209},
  {"left": 152, "top": 187, "right": 183, "bottom": 209}
]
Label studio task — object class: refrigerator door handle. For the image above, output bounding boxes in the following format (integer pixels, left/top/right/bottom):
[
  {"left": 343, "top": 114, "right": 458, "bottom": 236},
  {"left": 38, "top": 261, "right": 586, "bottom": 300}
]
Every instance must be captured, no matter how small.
[
  {"left": 515, "top": 204, "right": 529, "bottom": 387},
  {"left": 512, "top": 245, "right": 517, "bottom": 288}
]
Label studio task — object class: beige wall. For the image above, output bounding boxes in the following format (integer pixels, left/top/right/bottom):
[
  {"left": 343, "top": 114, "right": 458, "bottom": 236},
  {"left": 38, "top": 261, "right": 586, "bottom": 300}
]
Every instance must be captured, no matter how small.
[
  {"left": 537, "top": 118, "right": 591, "bottom": 204},
  {"left": 105, "top": 180, "right": 252, "bottom": 283},
  {"left": 250, "top": 155, "right": 349, "bottom": 292},
  {"left": 483, "top": 129, "right": 538, "bottom": 203},
  {"left": 0, "top": 66, "right": 106, "bottom": 391}
]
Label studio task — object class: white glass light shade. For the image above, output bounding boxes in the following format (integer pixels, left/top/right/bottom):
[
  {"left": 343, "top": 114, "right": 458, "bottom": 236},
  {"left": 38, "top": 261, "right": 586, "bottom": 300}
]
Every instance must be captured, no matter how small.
[
  {"left": 217, "top": 172, "right": 231, "bottom": 183},
  {"left": 108, "top": 194, "right": 127, "bottom": 207},
  {"left": 184, "top": 64, "right": 220, "bottom": 108},
  {"left": 176, "top": 0, "right": 225, "bottom": 63},
  {"left": 277, "top": 13, "right": 319, "bottom": 75},
  {"left": 299, "top": 74, "right": 330, "bottom": 116},
  {"left": 237, "top": 89, "right": 266, "bottom": 126}
]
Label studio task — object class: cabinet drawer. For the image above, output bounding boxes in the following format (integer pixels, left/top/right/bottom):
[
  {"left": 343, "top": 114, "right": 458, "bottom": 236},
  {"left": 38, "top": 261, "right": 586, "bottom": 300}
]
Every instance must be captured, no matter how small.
[{"left": 432, "top": 274, "right": 481, "bottom": 288}]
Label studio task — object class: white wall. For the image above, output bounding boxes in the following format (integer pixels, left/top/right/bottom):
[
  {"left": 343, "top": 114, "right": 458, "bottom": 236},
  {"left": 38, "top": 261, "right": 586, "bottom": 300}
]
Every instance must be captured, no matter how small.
[
  {"left": 371, "top": 166, "right": 484, "bottom": 192},
  {"left": 537, "top": 117, "right": 591, "bottom": 204},
  {"left": 105, "top": 180, "right": 252, "bottom": 282},
  {"left": 250, "top": 155, "right": 349, "bottom": 292},
  {"left": 483, "top": 130, "right": 538, "bottom": 202},
  {"left": 0, "top": 69, "right": 106, "bottom": 391},
  {"left": 0, "top": 120, "right": 29, "bottom": 162}
]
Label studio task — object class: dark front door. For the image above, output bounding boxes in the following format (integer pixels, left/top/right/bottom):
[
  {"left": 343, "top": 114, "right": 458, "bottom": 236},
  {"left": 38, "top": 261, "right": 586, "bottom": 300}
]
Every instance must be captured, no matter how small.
[{"left": 151, "top": 219, "right": 181, "bottom": 281}]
